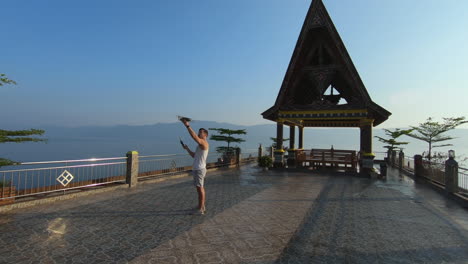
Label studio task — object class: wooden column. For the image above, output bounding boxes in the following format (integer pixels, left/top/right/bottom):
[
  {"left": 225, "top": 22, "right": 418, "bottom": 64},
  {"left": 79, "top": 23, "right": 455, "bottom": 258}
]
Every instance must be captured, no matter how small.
[
  {"left": 289, "top": 126, "right": 295, "bottom": 149},
  {"left": 276, "top": 123, "right": 283, "bottom": 150},
  {"left": 274, "top": 122, "right": 285, "bottom": 167},
  {"left": 359, "top": 119, "right": 373, "bottom": 154},
  {"left": 288, "top": 126, "right": 296, "bottom": 167},
  {"left": 298, "top": 126, "right": 304, "bottom": 149},
  {"left": 359, "top": 119, "right": 374, "bottom": 176}
]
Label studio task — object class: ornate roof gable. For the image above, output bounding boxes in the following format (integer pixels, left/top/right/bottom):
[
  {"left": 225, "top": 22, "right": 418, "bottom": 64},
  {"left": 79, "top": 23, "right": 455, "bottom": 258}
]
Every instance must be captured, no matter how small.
[{"left": 262, "top": 0, "right": 390, "bottom": 126}]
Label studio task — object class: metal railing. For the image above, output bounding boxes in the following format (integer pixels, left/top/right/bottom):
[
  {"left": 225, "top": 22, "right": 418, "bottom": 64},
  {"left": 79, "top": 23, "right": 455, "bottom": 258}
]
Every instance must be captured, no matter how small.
[
  {"left": 0, "top": 148, "right": 260, "bottom": 203},
  {"left": 138, "top": 154, "right": 193, "bottom": 179},
  {"left": 382, "top": 150, "right": 415, "bottom": 172},
  {"left": 459, "top": 167, "right": 468, "bottom": 193},
  {"left": 240, "top": 149, "right": 259, "bottom": 164},
  {"left": 382, "top": 151, "right": 468, "bottom": 198},
  {"left": 0, "top": 157, "right": 127, "bottom": 203},
  {"left": 421, "top": 160, "right": 445, "bottom": 186},
  {"left": 402, "top": 156, "right": 415, "bottom": 172},
  {"left": 138, "top": 152, "right": 222, "bottom": 179},
  {"left": 137, "top": 149, "right": 259, "bottom": 179}
]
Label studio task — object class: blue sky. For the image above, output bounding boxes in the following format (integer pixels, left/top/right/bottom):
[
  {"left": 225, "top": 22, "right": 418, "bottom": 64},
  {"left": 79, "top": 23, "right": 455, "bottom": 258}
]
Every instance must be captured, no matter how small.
[{"left": 1, "top": 0, "right": 467, "bottom": 128}]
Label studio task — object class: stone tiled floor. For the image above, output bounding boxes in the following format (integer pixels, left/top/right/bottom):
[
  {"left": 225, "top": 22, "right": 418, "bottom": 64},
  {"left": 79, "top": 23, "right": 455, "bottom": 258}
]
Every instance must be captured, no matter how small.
[{"left": 0, "top": 165, "right": 467, "bottom": 264}]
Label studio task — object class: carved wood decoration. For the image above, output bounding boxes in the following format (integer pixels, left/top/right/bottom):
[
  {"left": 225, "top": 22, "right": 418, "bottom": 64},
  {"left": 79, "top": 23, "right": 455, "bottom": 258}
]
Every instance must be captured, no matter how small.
[{"left": 262, "top": 0, "right": 391, "bottom": 127}]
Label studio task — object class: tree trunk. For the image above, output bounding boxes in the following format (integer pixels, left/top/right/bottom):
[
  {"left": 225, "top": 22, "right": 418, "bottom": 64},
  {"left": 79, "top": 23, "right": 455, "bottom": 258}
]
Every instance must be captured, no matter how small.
[{"left": 428, "top": 141, "right": 432, "bottom": 161}]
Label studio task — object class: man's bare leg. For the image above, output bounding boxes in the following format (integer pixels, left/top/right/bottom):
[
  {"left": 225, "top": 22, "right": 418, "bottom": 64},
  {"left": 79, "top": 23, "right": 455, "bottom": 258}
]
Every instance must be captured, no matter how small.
[{"left": 196, "top": 186, "right": 205, "bottom": 212}]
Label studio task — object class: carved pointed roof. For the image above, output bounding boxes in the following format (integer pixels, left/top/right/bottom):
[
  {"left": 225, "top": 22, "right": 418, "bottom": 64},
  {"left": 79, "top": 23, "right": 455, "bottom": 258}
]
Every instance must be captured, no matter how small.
[{"left": 262, "top": 0, "right": 391, "bottom": 127}]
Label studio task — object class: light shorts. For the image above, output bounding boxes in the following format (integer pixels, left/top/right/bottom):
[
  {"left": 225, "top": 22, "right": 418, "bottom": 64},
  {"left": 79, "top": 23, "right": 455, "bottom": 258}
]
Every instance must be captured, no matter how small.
[{"left": 192, "top": 168, "right": 207, "bottom": 187}]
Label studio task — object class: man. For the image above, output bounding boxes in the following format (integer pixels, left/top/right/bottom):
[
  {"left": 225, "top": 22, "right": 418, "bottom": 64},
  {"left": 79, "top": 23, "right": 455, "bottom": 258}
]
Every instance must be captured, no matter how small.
[{"left": 181, "top": 119, "right": 209, "bottom": 215}]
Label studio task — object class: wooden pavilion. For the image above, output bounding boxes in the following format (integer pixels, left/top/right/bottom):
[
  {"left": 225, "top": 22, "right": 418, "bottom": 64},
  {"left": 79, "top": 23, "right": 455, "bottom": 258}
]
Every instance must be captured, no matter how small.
[{"left": 262, "top": 0, "right": 391, "bottom": 171}]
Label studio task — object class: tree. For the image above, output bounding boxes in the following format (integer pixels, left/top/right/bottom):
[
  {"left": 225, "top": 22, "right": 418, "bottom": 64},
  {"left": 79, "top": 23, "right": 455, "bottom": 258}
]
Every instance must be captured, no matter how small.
[
  {"left": 270, "top": 137, "right": 289, "bottom": 149},
  {"left": 0, "top": 128, "right": 46, "bottom": 166},
  {"left": 1, "top": 74, "right": 46, "bottom": 167},
  {"left": 0, "top": 73, "right": 17, "bottom": 86},
  {"left": 407, "top": 117, "right": 468, "bottom": 161},
  {"left": 209, "top": 128, "right": 246, "bottom": 154},
  {"left": 375, "top": 128, "right": 413, "bottom": 151}
]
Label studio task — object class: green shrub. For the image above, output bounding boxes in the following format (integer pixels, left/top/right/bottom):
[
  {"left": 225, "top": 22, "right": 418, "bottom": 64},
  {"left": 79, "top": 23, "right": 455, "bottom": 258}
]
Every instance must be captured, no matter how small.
[{"left": 258, "top": 156, "right": 273, "bottom": 168}]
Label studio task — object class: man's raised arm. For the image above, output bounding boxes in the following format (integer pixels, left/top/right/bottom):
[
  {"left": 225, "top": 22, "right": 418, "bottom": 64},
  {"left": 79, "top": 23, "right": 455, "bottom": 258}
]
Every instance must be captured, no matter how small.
[{"left": 182, "top": 120, "right": 204, "bottom": 146}]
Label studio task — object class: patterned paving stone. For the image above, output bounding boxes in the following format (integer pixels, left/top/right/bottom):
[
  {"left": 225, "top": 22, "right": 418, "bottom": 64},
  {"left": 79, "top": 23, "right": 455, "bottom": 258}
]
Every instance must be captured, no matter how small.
[{"left": 0, "top": 165, "right": 467, "bottom": 263}]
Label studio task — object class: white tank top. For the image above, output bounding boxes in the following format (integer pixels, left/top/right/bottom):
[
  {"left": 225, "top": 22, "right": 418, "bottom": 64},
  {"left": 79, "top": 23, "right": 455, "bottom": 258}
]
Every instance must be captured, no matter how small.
[{"left": 193, "top": 146, "right": 208, "bottom": 170}]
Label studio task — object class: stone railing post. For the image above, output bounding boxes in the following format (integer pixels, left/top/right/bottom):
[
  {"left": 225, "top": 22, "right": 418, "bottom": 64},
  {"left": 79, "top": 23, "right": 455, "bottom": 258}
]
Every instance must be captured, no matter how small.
[
  {"left": 126, "top": 151, "right": 139, "bottom": 187},
  {"left": 258, "top": 144, "right": 263, "bottom": 158},
  {"left": 445, "top": 152, "right": 458, "bottom": 194},
  {"left": 386, "top": 149, "right": 392, "bottom": 164},
  {"left": 236, "top": 148, "right": 241, "bottom": 166},
  {"left": 414, "top": 155, "right": 423, "bottom": 179},
  {"left": 398, "top": 151, "right": 404, "bottom": 170},
  {"left": 391, "top": 150, "right": 397, "bottom": 167}
]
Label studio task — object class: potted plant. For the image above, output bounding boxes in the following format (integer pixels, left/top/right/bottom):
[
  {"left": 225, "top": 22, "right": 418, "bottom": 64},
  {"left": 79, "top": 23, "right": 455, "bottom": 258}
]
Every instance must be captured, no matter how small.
[{"left": 258, "top": 156, "right": 273, "bottom": 171}]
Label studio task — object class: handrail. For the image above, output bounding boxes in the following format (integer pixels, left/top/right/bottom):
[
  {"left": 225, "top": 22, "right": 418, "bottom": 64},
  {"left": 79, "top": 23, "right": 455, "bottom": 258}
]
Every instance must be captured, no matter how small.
[
  {"left": 3, "top": 149, "right": 257, "bottom": 170},
  {"left": 422, "top": 160, "right": 445, "bottom": 167},
  {"left": 20, "top": 157, "right": 127, "bottom": 165},
  {"left": 1, "top": 161, "right": 127, "bottom": 173},
  {"left": 139, "top": 154, "right": 183, "bottom": 158}
]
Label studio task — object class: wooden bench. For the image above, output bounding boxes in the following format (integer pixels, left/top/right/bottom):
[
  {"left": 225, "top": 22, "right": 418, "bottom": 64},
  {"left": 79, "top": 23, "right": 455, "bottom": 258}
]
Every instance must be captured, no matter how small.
[{"left": 297, "top": 148, "right": 357, "bottom": 171}]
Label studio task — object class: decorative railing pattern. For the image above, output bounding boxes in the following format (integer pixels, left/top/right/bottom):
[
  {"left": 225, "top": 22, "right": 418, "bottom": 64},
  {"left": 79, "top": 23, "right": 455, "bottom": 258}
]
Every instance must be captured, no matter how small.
[{"left": 0, "top": 157, "right": 127, "bottom": 204}]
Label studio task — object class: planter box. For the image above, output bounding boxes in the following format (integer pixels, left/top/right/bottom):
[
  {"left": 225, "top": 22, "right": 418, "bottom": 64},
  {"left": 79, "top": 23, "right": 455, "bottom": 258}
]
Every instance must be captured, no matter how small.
[{"left": 0, "top": 186, "right": 16, "bottom": 205}]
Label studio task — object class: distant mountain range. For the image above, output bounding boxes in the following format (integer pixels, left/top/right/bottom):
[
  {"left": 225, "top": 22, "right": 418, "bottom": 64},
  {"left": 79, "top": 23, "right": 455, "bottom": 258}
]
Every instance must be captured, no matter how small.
[{"left": 1, "top": 121, "right": 467, "bottom": 163}]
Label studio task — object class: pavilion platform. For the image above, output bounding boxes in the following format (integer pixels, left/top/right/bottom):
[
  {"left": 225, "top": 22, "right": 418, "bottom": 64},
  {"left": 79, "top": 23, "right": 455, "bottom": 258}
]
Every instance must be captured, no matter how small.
[{"left": 0, "top": 164, "right": 467, "bottom": 263}]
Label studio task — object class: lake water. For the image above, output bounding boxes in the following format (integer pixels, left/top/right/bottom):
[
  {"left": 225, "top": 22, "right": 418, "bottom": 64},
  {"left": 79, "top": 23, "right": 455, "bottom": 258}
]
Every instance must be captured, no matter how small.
[
  {"left": 1, "top": 125, "right": 467, "bottom": 167},
  {"left": 1, "top": 126, "right": 467, "bottom": 192}
]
